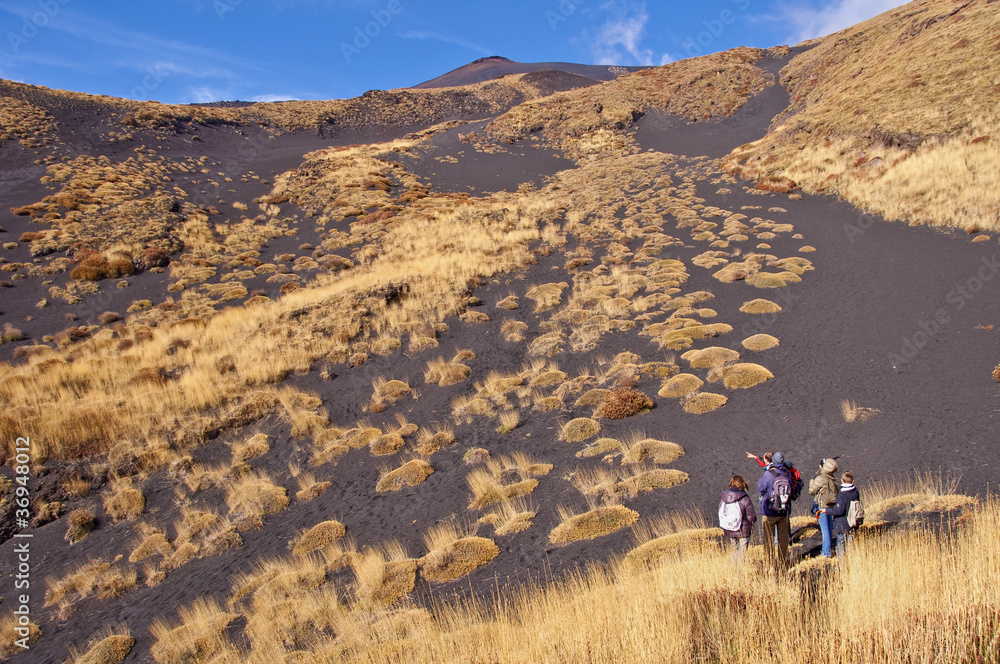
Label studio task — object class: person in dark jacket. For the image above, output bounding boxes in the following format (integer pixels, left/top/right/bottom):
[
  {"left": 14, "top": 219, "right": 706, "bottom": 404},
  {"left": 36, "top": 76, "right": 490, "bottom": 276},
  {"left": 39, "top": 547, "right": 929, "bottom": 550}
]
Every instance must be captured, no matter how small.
[
  {"left": 829, "top": 470, "right": 860, "bottom": 558},
  {"left": 719, "top": 475, "right": 757, "bottom": 567},
  {"left": 757, "top": 452, "right": 791, "bottom": 573}
]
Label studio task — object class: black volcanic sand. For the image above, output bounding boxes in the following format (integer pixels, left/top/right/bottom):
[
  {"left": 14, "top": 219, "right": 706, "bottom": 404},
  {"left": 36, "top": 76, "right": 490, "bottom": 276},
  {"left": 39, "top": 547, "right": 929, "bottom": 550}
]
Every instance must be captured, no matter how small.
[
  {"left": 633, "top": 48, "right": 807, "bottom": 158},
  {"left": 396, "top": 119, "right": 568, "bottom": 194},
  {"left": 3, "top": 75, "right": 1000, "bottom": 663}
]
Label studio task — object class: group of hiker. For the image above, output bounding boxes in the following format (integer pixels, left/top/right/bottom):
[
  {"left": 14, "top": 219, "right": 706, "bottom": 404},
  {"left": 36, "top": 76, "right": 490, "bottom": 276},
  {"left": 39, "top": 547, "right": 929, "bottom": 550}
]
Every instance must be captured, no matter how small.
[{"left": 718, "top": 451, "right": 865, "bottom": 571}]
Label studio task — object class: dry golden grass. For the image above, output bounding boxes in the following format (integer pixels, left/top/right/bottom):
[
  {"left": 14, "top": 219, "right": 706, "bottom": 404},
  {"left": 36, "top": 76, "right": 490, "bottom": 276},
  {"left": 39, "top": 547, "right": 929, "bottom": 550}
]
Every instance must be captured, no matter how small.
[
  {"left": 742, "top": 333, "right": 780, "bottom": 351},
  {"left": 373, "top": 377, "right": 412, "bottom": 403},
  {"left": 525, "top": 282, "right": 567, "bottom": 312},
  {"left": 560, "top": 417, "right": 601, "bottom": 443},
  {"left": 0, "top": 614, "right": 40, "bottom": 657},
  {"left": 840, "top": 398, "right": 881, "bottom": 423},
  {"left": 466, "top": 467, "right": 539, "bottom": 510},
  {"left": 351, "top": 541, "right": 417, "bottom": 609},
  {"left": 419, "top": 522, "right": 500, "bottom": 582},
  {"left": 65, "top": 507, "right": 95, "bottom": 544},
  {"left": 102, "top": 478, "right": 145, "bottom": 522},
  {"left": 479, "top": 497, "right": 537, "bottom": 535},
  {"left": 424, "top": 357, "right": 471, "bottom": 386},
  {"left": 684, "top": 346, "right": 740, "bottom": 369},
  {"left": 415, "top": 424, "right": 455, "bottom": 456},
  {"left": 44, "top": 559, "right": 137, "bottom": 619},
  {"left": 231, "top": 432, "right": 269, "bottom": 463},
  {"left": 576, "top": 437, "right": 622, "bottom": 459},
  {"left": 225, "top": 471, "right": 289, "bottom": 531},
  {"left": 723, "top": 0, "right": 1000, "bottom": 232},
  {"left": 713, "top": 363, "right": 774, "bottom": 389},
  {"left": 549, "top": 505, "right": 639, "bottom": 544},
  {"left": 295, "top": 472, "right": 332, "bottom": 501},
  {"left": 149, "top": 597, "right": 238, "bottom": 664},
  {"left": 293, "top": 520, "right": 347, "bottom": 556},
  {"left": 681, "top": 391, "right": 728, "bottom": 414},
  {"left": 657, "top": 373, "right": 704, "bottom": 398},
  {"left": 574, "top": 388, "right": 610, "bottom": 407},
  {"left": 619, "top": 434, "right": 685, "bottom": 465},
  {"left": 739, "top": 298, "right": 782, "bottom": 314},
  {"left": 615, "top": 468, "right": 689, "bottom": 497},
  {"left": 376, "top": 459, "right": 434, "bottom": 492},
  {"left": 67, "top": 628, "right": 134, "bottom": 664}
]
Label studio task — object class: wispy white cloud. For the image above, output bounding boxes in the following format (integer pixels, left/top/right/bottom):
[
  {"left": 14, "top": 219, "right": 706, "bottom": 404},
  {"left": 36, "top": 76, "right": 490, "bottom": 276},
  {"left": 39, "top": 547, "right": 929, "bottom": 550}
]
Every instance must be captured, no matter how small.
[
  {"left": 252, "top": 93, "right": 299, "bottom": 102},
  {"left": 186, "top": 86, "right": 233, "bottom": 104},
  {"left": 590, "top": 1, "right": 655, "bottom": 66},
  {"left": 397, "top": 30, "right": 493, "bottom": 57},
  {"left": 775, "top": 0, "right": 908, "bottom": 43}
]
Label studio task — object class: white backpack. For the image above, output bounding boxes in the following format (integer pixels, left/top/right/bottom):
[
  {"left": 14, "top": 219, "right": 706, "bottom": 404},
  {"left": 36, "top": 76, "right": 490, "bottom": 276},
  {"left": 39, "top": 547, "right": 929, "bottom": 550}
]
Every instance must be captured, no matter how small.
[{"left": 719, "top": 499, "right": 743, "bottom": 532}]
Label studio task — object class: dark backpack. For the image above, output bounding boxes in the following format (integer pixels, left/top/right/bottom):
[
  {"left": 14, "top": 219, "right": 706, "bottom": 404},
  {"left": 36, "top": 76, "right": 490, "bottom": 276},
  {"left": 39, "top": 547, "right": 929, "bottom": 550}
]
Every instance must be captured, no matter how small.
[
  {"left": 788, "top": 466, "right": 803, "bottom": 501},
  {"left": 767, "top": 469, "right": 792, "bottom": 514}
]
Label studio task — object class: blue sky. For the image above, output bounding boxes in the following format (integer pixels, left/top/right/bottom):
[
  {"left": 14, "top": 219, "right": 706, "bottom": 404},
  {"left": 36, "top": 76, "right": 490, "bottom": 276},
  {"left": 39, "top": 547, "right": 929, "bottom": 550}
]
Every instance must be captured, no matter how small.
[{"left": 0, "top": 0, "right": 907, "bottom": 104}]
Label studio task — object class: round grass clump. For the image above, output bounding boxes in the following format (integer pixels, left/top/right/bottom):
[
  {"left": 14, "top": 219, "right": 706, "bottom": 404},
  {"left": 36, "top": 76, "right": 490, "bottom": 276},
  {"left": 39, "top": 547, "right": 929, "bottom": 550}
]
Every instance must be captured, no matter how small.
[
  {"left": 376, "top": 459, "right": 434, "bottom": 492},
  {"left": 370, "top": 432, "right": 405, "bottom": 456},
  {"left": 746, "top": 272, "right": 789, "bottom": 289},
  {"left": 561, "top": 417, "right": 601, "bottom": 443},
  {"left": 532, "top": 369, "right": 568, "bottom": 387},
  {"left": 682, "top": 392, "right": 728, "bottom": 414},
  {"left": 374, "top": 379, "right": 411, "bottom": 402},
  {"left": 740, "top": 298, "right": 782, "bottom": 314},
  {"left": 624, "top": 528, "right": 723, "bottom": 568},
  {"left": 616, "top": 469, "right": 690, "bottom": 496},
  {"left": 420, "top": 536, "right": 500, "bottom": 582},
  {"left": 658, "top": 373, "right": 704, "bottom": 398},
  {"left": 799, "top": 245, "right": 816, "bottom": 253},
  {"left": 742, "top": 334, "right": 780, "bottom": 351},
  {"left": 576, "top": 437, "right": 621, "bottom": 458},
  {"left": 685, "top": 346, "right": 740, "bottom": 368},
  {"left": 73, "top": 634, "right": 134, "bottom": 664},
  {"left": 293, "top": 520, "right": 347, "bottom": 556},
  {"left": 549, "top": 505, "right": 639, "bottom": 544},
  {"left": 721, "top": 363, "right": 774, "bottom": 389},
  {"left": 574, "top": 388, "right": 610, "bottom": 407},
  {"left": 621, "top": 438, "right": 685, "bottom": 465}
]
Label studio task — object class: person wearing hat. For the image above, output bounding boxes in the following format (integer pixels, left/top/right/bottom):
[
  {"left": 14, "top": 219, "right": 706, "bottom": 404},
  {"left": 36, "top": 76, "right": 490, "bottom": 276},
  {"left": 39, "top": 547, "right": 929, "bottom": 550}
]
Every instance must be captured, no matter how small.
[{"left": 808, "top": 457, "right": 839, "bottom": 557}]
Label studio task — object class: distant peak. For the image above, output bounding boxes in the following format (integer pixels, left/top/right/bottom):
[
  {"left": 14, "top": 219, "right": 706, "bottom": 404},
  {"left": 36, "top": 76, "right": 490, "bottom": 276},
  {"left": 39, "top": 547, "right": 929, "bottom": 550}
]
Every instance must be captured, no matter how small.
[{"left": 471, "top": 56, "right": 512, "bottom": 64}]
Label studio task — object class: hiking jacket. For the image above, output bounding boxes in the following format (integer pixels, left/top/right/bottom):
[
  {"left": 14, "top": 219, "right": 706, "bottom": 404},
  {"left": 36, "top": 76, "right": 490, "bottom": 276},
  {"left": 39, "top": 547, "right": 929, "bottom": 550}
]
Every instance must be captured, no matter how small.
[
  {"left": 808, "top": 459, "right": 839, "bottom": 507},
  {"left": 720, "top": 488, "right": 757, "bottom": 539},
  {"left": 757, "top": 465, "right": 790, "bottom": 517},
  {"left": 830, "top": 483, "right": 860, "bottom": 535}
]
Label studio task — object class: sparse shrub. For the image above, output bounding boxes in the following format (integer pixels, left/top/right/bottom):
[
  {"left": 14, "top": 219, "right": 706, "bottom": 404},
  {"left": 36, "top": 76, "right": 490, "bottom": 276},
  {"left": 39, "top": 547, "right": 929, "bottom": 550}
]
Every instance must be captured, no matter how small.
[
  {"left": 65, "top": 508, "right": 95, "bottom": 544},
  {"left": 370, "top": 432, "right": 405, "bottom": 456},
  {"left": 295, "top": 473, "right": 331, "bottom": 501},
  {"left": 293, "top": 520, "right": 347, "bottom": 556},
  {"left": 993, "top": 363, "right": 1000, "bottom": 382},
  {"left": 149, "top": 598, "right": 238, "bottom": 664},
  {"left": 425, "top": 357, "right": 470, "bottom": 386},
  {"left": 98, "top": 311, "right": 121, "bottom": 325},
  {"left": 376, "top": 459, "right": 434, "bottom": 492},
  {"left": 717, "top": 363, "right": 773, "bottom": 389},
  {"left": 620, "top": 436, "right": 685, "bottom": 465},
  {"left": 69, "top": 632, "right": 134, "bottom": 664},
  {"left": 574, "top": 388, "right": 609, "bottom": 407},
  {"left": 231, "top": 433, "right": 269, "bottom": 463},
  {"left": 596, "top": 387, "right": 653, "bottom": 419},
  {"left": 416, "top": 426, "right": 455, "bottom": 455},
  {"left": 225, "top": 471, "right": 289, "bottom": 531},
  {"left": 103, "top": 480, "right": 145, "bottom": 521},
  {"left": 420, "top": 534, "right": 499, "bottom": 583},
  {"left": 373, "top": 377, "right": 411, "bottom": 403},
  {"left": 501, "top": 318, "right": 528, "bottom": 342},
  {"left": 2, "top": 323, "right": 25, "bottom": 342}
]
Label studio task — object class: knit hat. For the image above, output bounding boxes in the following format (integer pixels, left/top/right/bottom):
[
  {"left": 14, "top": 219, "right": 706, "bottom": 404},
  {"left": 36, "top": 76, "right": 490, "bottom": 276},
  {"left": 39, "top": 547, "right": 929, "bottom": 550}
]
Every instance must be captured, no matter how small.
[
  {"left": 772, "top": 452, "right": 785, "bottom": 467},
  {"left": 822, "top": 457, "right": 838, "bottom": 474}
]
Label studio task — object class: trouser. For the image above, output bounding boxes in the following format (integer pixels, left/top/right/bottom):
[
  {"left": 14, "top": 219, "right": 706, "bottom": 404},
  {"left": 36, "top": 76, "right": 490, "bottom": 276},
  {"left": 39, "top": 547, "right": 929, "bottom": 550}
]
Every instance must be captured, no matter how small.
[
  {"left": 762, "top": 515, "right": 790, "bottom": 571},
  {"left": 818, "top": 510, "right": 833, "bottom": 557},
  {"left": 730, "top": 536, "right": 750, "bottom": 567},
  {"left": 836, "top": 532, "right": 851, "bottom": 558}
]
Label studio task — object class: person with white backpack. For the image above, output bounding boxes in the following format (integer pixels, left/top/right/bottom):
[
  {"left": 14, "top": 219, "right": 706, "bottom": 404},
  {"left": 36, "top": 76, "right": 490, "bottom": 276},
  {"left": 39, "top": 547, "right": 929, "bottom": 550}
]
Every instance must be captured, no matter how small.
[
  {"left": 719, "top": 475, "right": 757, "bottom": 567},
  {"left": 829, "top": 470, "right": 863, "bottom": 558}
]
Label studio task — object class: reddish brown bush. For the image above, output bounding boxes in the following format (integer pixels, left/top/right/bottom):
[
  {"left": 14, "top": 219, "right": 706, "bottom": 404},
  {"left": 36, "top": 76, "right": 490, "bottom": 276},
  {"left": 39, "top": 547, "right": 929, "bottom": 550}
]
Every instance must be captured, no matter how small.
[
  {"left": 596, "top": 387, "right": 654, "bottom": 419},
  {"left": 19, "top": 232, "right": 43, "bottom": 242},
  {"left": 754, "top": 175, "right": 797, "bottom": 193},
  {"left": 139, "top": 247, "right": 169, "bottom": 269}
]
